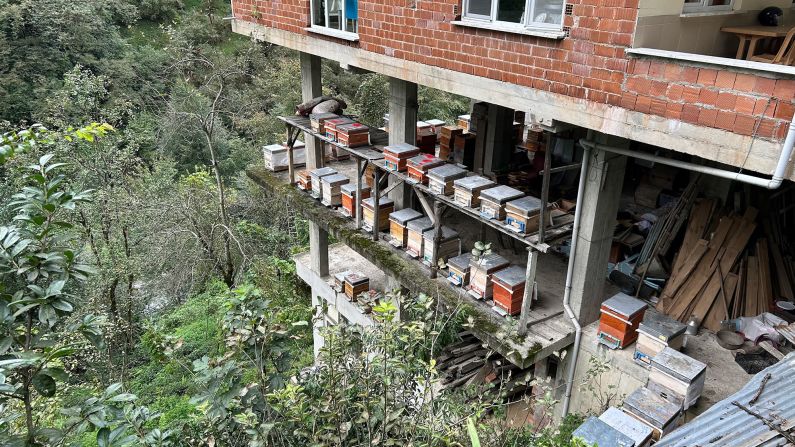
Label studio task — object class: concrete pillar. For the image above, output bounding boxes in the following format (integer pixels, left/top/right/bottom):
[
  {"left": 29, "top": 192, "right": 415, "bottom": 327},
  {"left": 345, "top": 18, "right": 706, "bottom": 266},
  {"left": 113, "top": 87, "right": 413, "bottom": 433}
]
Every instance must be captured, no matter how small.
[
  {"left": 483, "top": 104, "right": 515, "bottom": 175},
  {"left": 388, "top": 78, "right": 418, "bottom": 209},
  {"left": 300, "top": 52, "right": 323, "bottom": 169},
  {"left": 309, "top": 223, "right": 329, "bottom": 277},
  {"left": 569, "top": 134, "right": 628, "bottom": 325}
]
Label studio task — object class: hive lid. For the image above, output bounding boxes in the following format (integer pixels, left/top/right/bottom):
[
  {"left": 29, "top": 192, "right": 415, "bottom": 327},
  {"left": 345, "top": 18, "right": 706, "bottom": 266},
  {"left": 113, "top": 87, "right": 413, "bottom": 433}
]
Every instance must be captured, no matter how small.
[
  {"left": 447, "top": 252, "right": 473, "bottom": 270},
  {"left": 458, "top": 114, "right": 471, "bottom": 121},
  {"left": 334, "top": 270, "right": 351, "bottom": 283},
  {"left": 389, "top": 208, "right": 423, "bottom": 225},
  {"left": 408, "top": 154, "right": 443, "bottom": 168},
  {"left": 324, "top": 117, "right": 354, "bottom": 127},
  {"left": 310, "top": 167, "right": 338, "bottom": 178},
  {"left": 426, "top": 119, "right": 445, "bottom": 127},
  {"left": 572, "top": 417, "right": 634, "bottom": 447},
  {"left": 344, "top": 272, "right": 369, "bottom": 286},
  {"left": 624, "top": 387, "right": 680, "bottom": 428},
  {"left": 309, "top": 112, "right": 338, "bottom": 121},
  {"left": 341, "top": 183, "right": 370, "bottom": 195},
  {"left": 263, "top": 143, "right": 286, "bottom": 154},
  {"left": 505, "top": 195, "right": 544, "bottom": 216},
  {"left": 469, "top": 253, "right": 509, "bottom": 271},
  {"left": 639, "top": 312, "right": 687, "bottom": 342},
  {"left": 427, "top": 164, "right": 467, "bottom": 181},
  {"left": 480, "top": 185, "right": 524, "bottom": 203},
  {"left": 407, "top": 217, "right": 433, "bottom": 232},
  {"left": 599, "top": 407, "right": 653, "bottom": 447},
  {"left": 336, "top": 122, "right": 369, "bottom": 133},
  {"left": 362, "top": 197, "right": 395, "bottom": 209},
  {"left": 601, "top": 292, "right": 648, "bottom": 318},
  {"left": 422, "top": 226, "right": 459, "bottom": 242},
  {"left": 492, "top": 265, "right": 527, "bottom": 287},
  {"left": 651, "top": 347, "right": 706, "bottom": 383},
  {"left": 416, "top": 120, "right": 432, "bottom": 128},
  {"left": 454, "top": 175, "right": 495, "bottom": 192},
  {"left": 384, "top": 142, "right": 420, "bottom": 156},
  {"left": 321, "top": 174, "right": 349, "bottom": 186}
]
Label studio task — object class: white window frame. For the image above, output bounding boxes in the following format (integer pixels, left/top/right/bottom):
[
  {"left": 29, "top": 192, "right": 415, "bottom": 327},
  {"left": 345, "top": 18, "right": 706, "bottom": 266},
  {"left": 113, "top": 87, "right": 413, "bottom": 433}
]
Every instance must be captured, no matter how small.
[
  {"left": 682, "top": 0, "right": 734, "bottom": 14},
  {"left": 309, "top": 0, "right": 359, "bottom": 39},
  {"left": 461, "top": 0, "right": 566, "bottom": 32}
]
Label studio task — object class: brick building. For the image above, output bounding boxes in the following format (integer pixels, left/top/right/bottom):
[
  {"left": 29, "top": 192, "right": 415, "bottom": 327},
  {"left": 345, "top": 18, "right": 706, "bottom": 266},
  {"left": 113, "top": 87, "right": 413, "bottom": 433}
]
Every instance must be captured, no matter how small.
[{"left": 235, "top": 0, "right": 795, "bottom": 423}]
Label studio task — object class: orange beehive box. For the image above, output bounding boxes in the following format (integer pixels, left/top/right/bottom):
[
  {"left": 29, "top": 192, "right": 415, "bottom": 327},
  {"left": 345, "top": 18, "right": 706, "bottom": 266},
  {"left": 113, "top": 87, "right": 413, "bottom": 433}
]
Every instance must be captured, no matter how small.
[
  {"left": 598, "top": 293, "right": 648, "bottom": 349},
  {"left": 324, "top": 117, "right": 354, "bottom": 141},
  {"left": 407, "top": 154, "right": 445, "bottom": 184},
  {"left": 491, "top": 265, "right": 526, "bottom": 316},
  {"left": 340, "top": 184, "right": 370, "bottom": 218},
  {"left": 336, "top": 123, "right": 370, "bottom": 148}
]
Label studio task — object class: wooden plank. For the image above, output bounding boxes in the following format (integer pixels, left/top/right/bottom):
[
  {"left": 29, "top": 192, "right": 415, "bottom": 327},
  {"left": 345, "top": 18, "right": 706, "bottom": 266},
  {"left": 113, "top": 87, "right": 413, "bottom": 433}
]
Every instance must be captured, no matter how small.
[
  {"left": 703, "top": 273, "right": 738, "bottom": 332},
  {"left": 731, "top": 257, "right": 746, "bottom": 319},
  {"left": 662, "top": 239, "right": 709, "bottom": 302},
  {"left": 757, "top": 239, "right": 772, "bottom": 316},
  {"left": 770, "top": 242, "right": 794, "bottom": 300},
  {"left": 680, "top": 198, "right": 715, "bottom": 255},
  {"left": 745, "top": 256, "right": 759, "bottom": 317}
]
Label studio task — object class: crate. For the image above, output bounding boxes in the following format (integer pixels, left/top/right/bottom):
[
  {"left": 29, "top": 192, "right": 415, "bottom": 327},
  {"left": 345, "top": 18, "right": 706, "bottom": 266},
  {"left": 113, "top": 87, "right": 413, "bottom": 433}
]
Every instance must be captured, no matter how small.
[
  {"left": 492, "top": 265, "right": 527, "bottom": 316},
  {"left": 406, "top": 217, "right": 433, "bottom": 258},
  {"left": 597, "top": 292, "right": 647, "bottom": 349},
  {"left": 453, "top": 176, "right": 495, "bottom": 208},
  {"left": 263, "top": 141, "right": 306, "bottom": 172},
  {"left": 388, "top": 208, "right": 422, "bottom": 248},
  {"left": 479, "top": 186, "right": 524, "bottom": 221},
  {"left": 427, "top": 164, "right": 467, "bottom": 196},
  {"left": 648, "top": 347, "right": 706, "bottom": 410},
  {"left": 309, "top": 167, "right": 338, "bottom": 199},
  {"left": 361, "top": 197, "right": 394, "bottom": 232},
  {"left": 467, "top": 254, "right": 509, "bottom": 300},
  {"left": 340, "top": 184, "right": 370, "bottom": 218},
  {"left": 422, "top": 226, "right": 461, "bottom": 265},
  {"left": 447, "top": 252, "right": 472, "bottom": 287}
]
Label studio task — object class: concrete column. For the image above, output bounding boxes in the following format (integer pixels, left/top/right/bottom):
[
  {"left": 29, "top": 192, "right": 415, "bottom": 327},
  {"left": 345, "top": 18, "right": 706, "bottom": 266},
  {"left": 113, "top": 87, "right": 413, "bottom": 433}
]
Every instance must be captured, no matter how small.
[
  {"left": 300, "top": 52, "right": 323, "bottom": 169},
  {"left": 309, "top": 222, "right": 329, "bottom": 277},
  {"left": 388, "top": 78, "right": 418, "bottom": 209},
  {"left": 569, "top": 134, "right": 628, "bottom": 325},
  {"left": 483, "top": 104, "right": 515, "bottom": 176}
]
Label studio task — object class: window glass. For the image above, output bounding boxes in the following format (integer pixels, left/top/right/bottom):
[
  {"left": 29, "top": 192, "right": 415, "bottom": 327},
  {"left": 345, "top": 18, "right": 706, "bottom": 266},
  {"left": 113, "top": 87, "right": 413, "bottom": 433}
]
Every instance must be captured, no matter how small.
[
  {"left": 327, "top": 0, "right": 342, "bottom": 30},
  {"left": 467, "top": 0, "right": 493, "bottom": 16},
  {"left": 497, "top": 0, "right": 525, "bottom": 23},
  {"left": 345, "top": 0, "right": 358, "bottom": 33},
  {"left": 313, "top": 0, "right": 326, "bottom": 27},
  {"left": 531, "top": 0, "right": 564, "bottom": 25}
]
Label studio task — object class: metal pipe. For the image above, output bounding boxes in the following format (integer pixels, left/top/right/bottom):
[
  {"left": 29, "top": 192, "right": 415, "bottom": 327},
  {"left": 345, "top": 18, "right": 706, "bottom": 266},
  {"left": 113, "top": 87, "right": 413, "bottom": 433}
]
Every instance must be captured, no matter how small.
[
  {"left": 580, "top": 117, "right": 795, "bottom": 190},
  {"left": 560, "top": 141, "right": 591, "bottom": 417}
]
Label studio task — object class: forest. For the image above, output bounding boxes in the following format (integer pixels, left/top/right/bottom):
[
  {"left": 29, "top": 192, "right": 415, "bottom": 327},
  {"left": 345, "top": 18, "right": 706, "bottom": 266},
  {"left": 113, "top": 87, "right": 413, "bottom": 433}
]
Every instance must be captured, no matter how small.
[{"left": 0, "top": 1, "right": 585, "bottom": 445}]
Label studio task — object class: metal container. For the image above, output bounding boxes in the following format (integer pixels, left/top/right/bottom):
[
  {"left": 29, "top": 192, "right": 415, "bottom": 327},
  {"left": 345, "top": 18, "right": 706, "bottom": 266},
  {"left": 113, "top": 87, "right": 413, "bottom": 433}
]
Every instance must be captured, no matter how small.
[
  {"left": 639, "top": 312, "right": 687, "bottom": 343},
  {"left": 572, "top": 417, "right": 634, "bottom": 447},
  {"left": 389, "top": 208, "right": 423, "bottom": 226},
  {"left": 480, "top": 185, "right": 524, "bottom": 204},
  {"left": 685, "top": 315, "right": 700, "bottom": 335},
  {"left": 453, "top": 175, "right": 495, "bottom": 192},
  {"left": 599, "top": 407, "right": 653, "bottom": 447},
  {"left": 505, "top": 195, "right": 543, "bottom": 217},
  {"left": 427, "top": 164, "right": 467, "bottom": 182}
]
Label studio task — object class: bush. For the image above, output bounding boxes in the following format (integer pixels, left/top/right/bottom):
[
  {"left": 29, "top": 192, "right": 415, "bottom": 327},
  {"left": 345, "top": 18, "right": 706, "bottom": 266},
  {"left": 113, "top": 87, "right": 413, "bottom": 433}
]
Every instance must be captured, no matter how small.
[{"left": 136, "top": 0, "right": 184, "bottom": 21}]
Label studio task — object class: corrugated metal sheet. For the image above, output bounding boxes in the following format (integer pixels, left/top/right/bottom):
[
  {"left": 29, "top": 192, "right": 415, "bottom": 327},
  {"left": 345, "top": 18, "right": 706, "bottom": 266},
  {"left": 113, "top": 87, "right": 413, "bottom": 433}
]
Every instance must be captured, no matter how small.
[
  {"left": 656, "top": 353, "right": 795, "bottom": 447},
  {"left": 777, "top": 322, "right": 795, "bottom": 345}
]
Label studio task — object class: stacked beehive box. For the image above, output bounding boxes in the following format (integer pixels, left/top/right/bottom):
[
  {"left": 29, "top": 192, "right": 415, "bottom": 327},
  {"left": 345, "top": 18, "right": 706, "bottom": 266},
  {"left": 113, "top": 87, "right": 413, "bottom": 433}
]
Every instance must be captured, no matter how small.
[
  {"left": 344, "top": 272, "right": 370, "bottom": 300},
  {"left": 340, "top": 184, "right": 370, "bottom": 218},
  {"left": 468, "top": 254, "right": 509, "bottom": 300},
  {"left": 416, "top": 123, "right": 437, "bottom": 154},
  {"left": 427, "top": 164, "right": 467, "bottom": 196},
  {"left": 388, "top": 208, "right": 422, "bottom": 248},
  {"left": 309, "top": 167, "right": 338, "bottom": 199},
  {"left": 439, "top": 126, "right": 463, "bottom": 160},
  {"left": 505, "top": 195, "right": 548, "bottom": 235},
  {"left": 384, "top": 143, "right": 420, "bottom": 172},
  {"left": 597, "top": 292, "right": 648, "bottom": 349},
  {"left": 453, "top": 133, "right": 476, "bottom": 167},
  {"left": 457, "top": 114, "right": 471, "bottom": 132},
  {"left": 336, "top": 123, "right": 370, "bottom": 148},
  {"left": 422, "top": 226, "right": 461, "bottom": 265},
  {"left": 446, "top": 252, "right": 472, "bottom": 287},
  {"left": 633, "top": 312, "right": 686, "bottom": 366},
  {"left": 324, "top": 117, "right": 354, "bottom": 141},
  {"left": 492, "top": 265, "right": 527, "bottom": 316},
  {"left": 263, "top": 141, "right": 307, "bottom": 172},
  {"left": 310, "top": 112, "right": 339, "bottom": 134},
  {"left": 598, "top": 407, "right": 653, "bottom": 447},
  {"left": 647, "top": 347, "right": 706, "bottom": 411},
  {"left": 426, "top": 119, "right": 445, "bottom": 141},
  {"left": 361, "top": 197, "right": 394, "bottom": 232},
  {"left": 407, "top": 154, "right": 445, "bottom": 184},
  {"left": 297, "top": 170, "right": 311, "bottom": 191},
  {"left": 480, "top": 186, "right": 524, "bottom": 221},
  {"left": 453, "top": 176, "right": 495, "bottom": 208},
  {"left": 623, "top": 387, "right": 682, "bottom": 441},
  {"left": 320, "top": 174, "right": 349, "bottom": 207},
  {"left": 406, "top": 217, "right": 433, "bottom": 258}
]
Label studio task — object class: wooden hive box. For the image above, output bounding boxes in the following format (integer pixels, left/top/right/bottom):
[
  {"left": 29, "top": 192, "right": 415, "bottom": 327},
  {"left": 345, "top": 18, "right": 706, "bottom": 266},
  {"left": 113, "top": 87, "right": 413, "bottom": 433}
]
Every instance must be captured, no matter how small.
[
  {"left": 647, "top": 347, "right": 706, "bottom": 411},
  {"left": 344, "top": 272, "right": 370, "bottom": 300},
  {"left": 309, "top": 167, "right": 338, "bottom": 199},
  {"left": 453, "top": 175, "right": 496, "bottom": 208},
  {"left": 479, "top": 185, "right": 524, "bottom": 221},
  {"left": 340, "top": 184, "right": 370, "bottom": 218},
  {"left": 333, "top": 270, "right": 351, "bottom": 292},
  {"left": 633, "top": 312, "right": 686, "bottom": 367},
  {"left": 623, "top": 387, "right": 682, "bottom": 441},
  {"left": 323, "top": 117, "right": 354, "bottom": 141},
  {"left": 407, "top": 154, "right": 445, "bottom": 184},
  {"left": 297, "top": 170, "right": 312, "bottom": 191},
  {"left": 505, "top": 195, "right": 550, "bottom": 235},
  {"left": 467, "top": 254, "right": 509, "bottom": 300},
  {"left": 492, "top": 265, "right": 527, "bottom": 316},
  {"left": 405, "top": 217, "right": 433, "bottom": 258},
  {"left": 320, "top": 174, "right": 349, "bottom": 207},
  {"left": 426, "top": 119, "right": 446, "bottom": 140},
  {"left": 336, "top": 122, "right": 370, "bottom": 148},
  {"left": 457, "top": 114, "right": 471, "bottom": 132},
  {"left": 263, "top": 141, "right": 307, "bottom": 172},
  {"left": 388, "top": 208, "right": 423, "bottom": 248},
  {"left": 422, "top": 226, "right": 461, "bottom": 266},
  {"left": 427, "top": 164, "right": 467, "bottom": 196},
  {"left": 453, "top": 133, "right": 477, "bottom": 168},
  {"left": 598, "top": 292, "right": 648, "bottom": 349},
  {"left": 383, "top": 142, "right": 420, "bottom": 172},
  {"left": 572, "top": 417, "right": 634, "bottom": 447},
  {"left": 416, "top": 130, "right": 437, "bottom": 154},
  {"left": 598, "top": 407, "right": 653, "bottom": 447},
  {"left": 446, "top": 252, "right": 472, "bottom": 287},
  {"left": 309, "top": 112, "right": 339, "bottom": 134},
  {"left": 361, "top": 197, "right": 394, "bottom": 232}
]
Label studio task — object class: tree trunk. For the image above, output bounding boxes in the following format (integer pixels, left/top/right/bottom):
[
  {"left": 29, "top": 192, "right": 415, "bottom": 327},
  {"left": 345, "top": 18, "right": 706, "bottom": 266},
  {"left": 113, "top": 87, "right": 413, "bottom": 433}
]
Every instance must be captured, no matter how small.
[{"left": 203, "top": 129, "right": 235, "bottom": 287}]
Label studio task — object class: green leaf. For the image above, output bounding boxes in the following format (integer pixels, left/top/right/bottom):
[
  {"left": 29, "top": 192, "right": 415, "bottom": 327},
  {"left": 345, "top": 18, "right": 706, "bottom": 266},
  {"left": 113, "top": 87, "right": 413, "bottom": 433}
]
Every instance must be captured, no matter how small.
[
  {"left": 38, "top": 305, "right": 58, "bottom": 328},
  {"left": 97, "top": 427, "right": 110, "bottom": 447},
  {"left": 32, "top": 372, "right": 56, "bottom": 397},
  {"left": 467, "top": 418, "right": 481, "bottom": 447}
]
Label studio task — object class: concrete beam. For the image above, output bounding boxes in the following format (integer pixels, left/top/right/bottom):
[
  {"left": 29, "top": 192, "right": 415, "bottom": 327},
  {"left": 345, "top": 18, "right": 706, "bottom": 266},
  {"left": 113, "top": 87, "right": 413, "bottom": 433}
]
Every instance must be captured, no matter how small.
[
  {"left": 233, "top": 20, "right": 793, "bottom": 181},
  {"left": 388, "top": 78, "right": 418, "bottom": 209}
]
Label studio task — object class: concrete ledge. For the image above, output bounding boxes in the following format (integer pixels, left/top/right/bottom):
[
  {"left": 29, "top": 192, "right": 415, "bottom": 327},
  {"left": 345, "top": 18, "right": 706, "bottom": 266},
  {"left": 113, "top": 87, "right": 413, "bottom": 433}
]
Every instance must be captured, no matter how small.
[
  {"left": 627, "top": 47, "right": 795, "bottom": 77},
  {"left": 450, "top": 20, "right": 566, "bottom": 39}
]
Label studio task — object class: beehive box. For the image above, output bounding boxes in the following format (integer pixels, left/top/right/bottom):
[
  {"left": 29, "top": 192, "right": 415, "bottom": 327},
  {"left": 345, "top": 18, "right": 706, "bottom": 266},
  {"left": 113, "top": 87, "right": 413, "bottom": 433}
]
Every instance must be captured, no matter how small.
[
  {"left": 447, "top": 252, "right": 472, "bottom": 287},
  {"left": 623, "top": 387, "right": 682, "bottom": 441},
  {"left": 361, "top": 197, "right": 394, "bottom": 232},
  {"left": 505, "top": 195, "right": 549, "bottom": 234},
  {"left": 333, "top": 270, "right": 350, "bottom": 292},
  {"left": 336, "top": 123, "right": 370, "bottom": 148},
  {"left": 297, "top": 170, "right": 312, "bottom": 191},
  {"left": 422, "top": 226, "right": 461, "bottom": 265},
  {"left": 633, "top": 312, "right": 686, "bottom": 366},
  {"left": 309, "top": 167, "right": 338, "bottom": 199},
  {"left": 480, "top": 186, "right": 524, "bottom": 221},
  {"left": 598, "top": 292, "right": 648, "bottom": 349},
  {"left": 323, "top": 117, "right": 354, "bottom": 141},
  {"left": 340, "top": 184, "right": 370, "bottom": 218},
  {"left": 453, "top": 133, "right": 476, "bottom": 168},
  {"left": 427, "top": 164, "right": 467, "bottom": 196},
  {"left": 405, "top": 217, "right": 433, "bottom": 258},
  {"left": 383, "top": 143, "right": 420, "bottom": 172},
  {"left": 572, "top": 417, "right": 634, "bottom": 447},
  {"left": 598, "top": 407, "right": 653, "bottom": 447},
  {"left": 453, "top": 176, "right": 496, "bottom": 208},
  {"left": 388, "top": 208, "right": 423, "bottom": 248},
  {"left": 426, "top": 119, "right": 446, "bottom": 139},
  {"left": 416, "top": 130, "right": 436, "bottom": 154},
  {"left": 648, "top": 347, "right": 707, "bottom": 411},
  {"left": 263, "top": 141, "right": 307, "bottom": 172},
  {"left": 344, "top": 272, "right": 370, "bottom": 300},
  {"left": 467, "top": 254, "right": 509, "bottom": 300},
  {"left": 309, "top": 112, "right": 339, "bottom": 134},
  {"left": 407, "top": 154, "right": 445, "bottom": 184},
  {"left": 457, "top": 114, "right": 471, "bottom": 132},
  {"left": 320, "top": 174, "right": 349, "bottom": 207},
  {"left": 492, "top": 265, "right": 527, "bottom": 316}
]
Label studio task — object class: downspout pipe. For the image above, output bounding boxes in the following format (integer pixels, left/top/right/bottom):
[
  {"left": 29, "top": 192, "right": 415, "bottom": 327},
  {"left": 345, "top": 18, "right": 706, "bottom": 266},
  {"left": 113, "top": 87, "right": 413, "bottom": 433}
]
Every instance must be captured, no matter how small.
[
  {"left": 560, "top": 141, "right": 591, "bottom": 417},
  {"left": 580, "top": 116, "right": 795, "bottom": 190}
]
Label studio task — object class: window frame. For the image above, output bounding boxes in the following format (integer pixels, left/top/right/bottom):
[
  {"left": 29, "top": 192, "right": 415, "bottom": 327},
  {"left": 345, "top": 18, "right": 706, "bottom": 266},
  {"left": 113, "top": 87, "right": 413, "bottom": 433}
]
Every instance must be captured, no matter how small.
[
  {"left": 309, "top": 0, "right": 359, "bottom": 38},
  {"left": 461, "top": 0, "right": 567, "bottom": 32},
  {"left": 682, "top": 0, "right": 734, "bottom": 14}
]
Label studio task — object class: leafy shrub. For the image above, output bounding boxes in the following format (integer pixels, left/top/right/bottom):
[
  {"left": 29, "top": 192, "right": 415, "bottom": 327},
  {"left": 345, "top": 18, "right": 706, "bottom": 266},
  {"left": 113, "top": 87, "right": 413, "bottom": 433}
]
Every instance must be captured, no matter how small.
[{"left": 135, "top": 0, "right": 184, "bottom": 21}]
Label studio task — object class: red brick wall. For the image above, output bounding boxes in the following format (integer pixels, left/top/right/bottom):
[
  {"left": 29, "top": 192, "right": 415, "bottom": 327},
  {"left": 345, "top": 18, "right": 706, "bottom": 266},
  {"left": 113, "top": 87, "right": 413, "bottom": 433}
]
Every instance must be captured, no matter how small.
[{"left": 232, "top": 0, "right": 795, "bottom": 142}]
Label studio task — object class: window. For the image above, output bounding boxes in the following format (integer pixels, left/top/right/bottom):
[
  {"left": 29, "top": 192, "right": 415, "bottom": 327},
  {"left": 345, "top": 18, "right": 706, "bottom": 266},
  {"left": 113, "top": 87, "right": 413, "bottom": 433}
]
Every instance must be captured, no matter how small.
[
  {"left": 463, "top": 0, "right": 566, "bottom": 30},
  {"left": 311, "top": 0, "right": 358, "bottom": 34},
  {"left": 682, "top": 0, "right": 733, "bottom": 13}
]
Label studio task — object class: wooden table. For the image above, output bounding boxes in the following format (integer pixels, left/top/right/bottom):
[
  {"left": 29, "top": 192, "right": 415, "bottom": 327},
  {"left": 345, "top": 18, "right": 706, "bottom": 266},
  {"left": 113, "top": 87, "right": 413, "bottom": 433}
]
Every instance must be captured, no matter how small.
[{"left": 721, "top": 25, "right": 794, "bottom": 60}]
